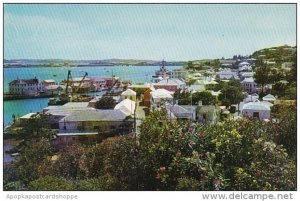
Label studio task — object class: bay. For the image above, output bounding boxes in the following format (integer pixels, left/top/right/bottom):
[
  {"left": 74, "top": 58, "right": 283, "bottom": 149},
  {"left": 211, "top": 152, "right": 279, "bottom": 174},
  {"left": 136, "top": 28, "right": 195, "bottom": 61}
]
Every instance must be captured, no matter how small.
[{"left": 3, "top": 65, "right": 181, "bottom": 126}]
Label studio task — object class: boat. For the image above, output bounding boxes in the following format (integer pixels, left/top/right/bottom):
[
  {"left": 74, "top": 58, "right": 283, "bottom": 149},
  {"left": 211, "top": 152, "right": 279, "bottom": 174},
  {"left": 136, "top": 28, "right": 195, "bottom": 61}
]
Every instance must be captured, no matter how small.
[{"left": 151, "top": 60, "right": 169, "bottom": 83}]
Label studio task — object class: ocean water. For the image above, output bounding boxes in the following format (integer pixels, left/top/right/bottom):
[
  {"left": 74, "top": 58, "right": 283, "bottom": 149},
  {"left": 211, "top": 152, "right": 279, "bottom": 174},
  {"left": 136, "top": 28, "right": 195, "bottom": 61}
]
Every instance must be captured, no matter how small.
[{"left": 3, "top": 65, "right": 181, "bottom": 126}]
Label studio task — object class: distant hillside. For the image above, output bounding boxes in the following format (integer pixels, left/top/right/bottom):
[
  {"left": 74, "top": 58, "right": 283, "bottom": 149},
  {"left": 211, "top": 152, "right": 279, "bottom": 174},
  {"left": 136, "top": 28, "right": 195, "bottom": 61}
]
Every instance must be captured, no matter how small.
[{"left": 252, "top": 45, "right": 296, "bottom": 66}]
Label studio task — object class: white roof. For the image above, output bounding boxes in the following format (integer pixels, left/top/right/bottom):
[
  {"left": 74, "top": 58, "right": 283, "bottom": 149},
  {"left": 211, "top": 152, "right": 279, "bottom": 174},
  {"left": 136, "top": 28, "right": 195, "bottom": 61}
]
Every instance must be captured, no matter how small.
[
  {"left": 239, "top": 61, "right": 250, "bottom": 66},
  {"left": 63, "top": 102, "right": 90, "bottom": 108},
  {"left": 241, "top": 77, "right": 255, "bottom": 83},
  {"left": 20, "top": 113, "right": 36, "bottom": 119},
  {"left": 121, "top": 89, "right": 136, "bottom": 96},
  {"left": 73, "top": 77, "right": 91, "bottom": 81},
  {"left": 211, "top": 90, "right": 222, "bottom": 96},
  {"left": 263, "top": 94, "right": 276, "bottom": 101},
  {"left": 151, "top": 89, "right": 173, "bottom": 99},
  {"left": 44, "top": 79, "right": 56, "bottom": 83},
  {"left": 59, "top": 109, "right": 128, "bottom": 122},
  {"left": 155, "top": 79, "right": 185, "bottom": 86},
  {"left": 114, "top": 99, "right": 136, "bottom": 115},
  {"left": 242, "top": 102, "right": 270, "bottom": 111},
  {"left": 188, "top": 85, "right": 205, "bottom": 93}
]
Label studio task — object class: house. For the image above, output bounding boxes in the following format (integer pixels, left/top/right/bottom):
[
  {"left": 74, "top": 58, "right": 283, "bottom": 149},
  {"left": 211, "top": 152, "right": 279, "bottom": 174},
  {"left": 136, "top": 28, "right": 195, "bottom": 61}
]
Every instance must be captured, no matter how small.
[
  {"left": 244, "top": 93, "right": 259, "bottom": 103},
  {"left": 153, "top": 78, "right": 186, "bottom": 92},
  {"left": 56, "top": 109, "right": 133, "bottom": 145},
  {"left": 188, "top": 84, "right": 205, "bottom": 93},
  {"left": 15, "top": 113, "right": 37, "bottom": 126},
  {"left": 44, "top": 102, "right": 96, "bottom": 127},
  {"left": 241, "top": 77, "right": 258, "bottom": 94},
  {"left": 150, "top": 88, "right": 173, "bottom": 108},
  {"left": 169, "top": 104, "right": 197, "bottom": 120},
  {"left": 121, "top": 89, "right": 137, "bottom": 101},
  {"left": 9, "top": 78, "right": 45, "bottom": 95},
  {"left": 240, "top": 72, "right": 254, "bottom": 80},
  {"left": 114, "top": 99, "right": 136, "bottom": 116},
  {"left": 262, "top": 94, "right": 276, "bottom": 103},
  {"left": 192, "top": 79, "right": 218, "bottom": 91},
  {"left": 216, "top": 69, "right": 239, "bottom": 80},
  {"left": 242, "top": 101, "right": 271, "bottom": 119},
  {"left": 196, "top": 105, "right": 218, "bottom": 124},
  {"left": 238, "top": 62, "right": 252, "bottom": 72}
]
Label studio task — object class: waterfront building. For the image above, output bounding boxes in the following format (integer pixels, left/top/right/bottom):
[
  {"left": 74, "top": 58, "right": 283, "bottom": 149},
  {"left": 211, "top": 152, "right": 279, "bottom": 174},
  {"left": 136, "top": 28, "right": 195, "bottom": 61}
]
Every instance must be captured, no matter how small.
[
  {"left": 44, "top": 79, "right": 56, "bottom": 86},
  {"left": 91, "top": 77, "right": 107, "bottom": 91},
  {"left": 9, "top": 77, "right": 45, "bottom": 95}
]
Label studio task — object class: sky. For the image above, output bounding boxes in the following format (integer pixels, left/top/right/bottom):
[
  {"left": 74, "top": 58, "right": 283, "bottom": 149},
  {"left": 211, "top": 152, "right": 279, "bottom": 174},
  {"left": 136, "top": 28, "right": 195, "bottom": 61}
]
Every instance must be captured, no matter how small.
[{"left": 4, "top": 4, "right": 296, "bottom": 61}]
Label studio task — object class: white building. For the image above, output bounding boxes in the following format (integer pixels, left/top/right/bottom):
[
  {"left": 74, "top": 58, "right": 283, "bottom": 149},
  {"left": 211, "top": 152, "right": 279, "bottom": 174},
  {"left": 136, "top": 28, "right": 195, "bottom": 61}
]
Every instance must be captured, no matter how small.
[
  {"left": 262, "top": 94, "right": 276, "bottom": 103},
  {"left": 241, "top": 77, "right": 258, "bottom": 94},
  {"left": 114, "top": 99, "right": 136, "bottom": 116},
  {"left": 238, "top": 62, "right": 252, "bottom": 72},
  {"left": 121, "top": 89, "right": 137, "bottom": 101},
  {"left": 242, "top": 102, "right": 271, "bottom": 119},
  {"left": 9, "top": 78, "right": 45, "bottom": 95},
  {"left": 150, "top": 88, "right": 173, "bottom": 108},
  {"left": 216, "top": 69, "right": 239, "bottom": 80}
]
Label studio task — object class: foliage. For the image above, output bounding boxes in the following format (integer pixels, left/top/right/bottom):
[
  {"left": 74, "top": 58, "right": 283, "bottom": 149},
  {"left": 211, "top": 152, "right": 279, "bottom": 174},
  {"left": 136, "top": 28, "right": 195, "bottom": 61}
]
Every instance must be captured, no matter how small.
[
  {"left": 218, "top": 80, "right": 244, "bottom": 107},
  {"left": 95, "top": 96, "right": 116, "bottom": 109},
  {"left": 29, "top": 176, "right": 75, "bottom": 191},
  {"left": 254, "top": 63, "right": 271, "bottom": 95},
  {"left": 14, "top": 139, "right": 53, "bottom": 184},
  {"left": 192, "top": 91, "right": 217, "bottom": 105},
  {"left": 76, "top": 175, "right": 125, "bottom": 191},
  {"left": 53, "top": 144, "right": 86, "bottom": 180}
]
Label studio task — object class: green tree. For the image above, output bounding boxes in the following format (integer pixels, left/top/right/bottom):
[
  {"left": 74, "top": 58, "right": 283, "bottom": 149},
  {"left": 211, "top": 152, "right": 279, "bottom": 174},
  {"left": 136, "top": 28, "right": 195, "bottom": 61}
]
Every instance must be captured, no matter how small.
[
  {"left": 192, "top": 91, "right": 217, "bottom": 105},
  {"left": 219, "top": 85, "right": 244, "bottom": 108},
  {"left": 95, "top": 96, "right": 116, "bottom": 109},
  {"left": 254, "top": 63, "right": 271, "bottom": 95},
  {"left": 187, "top": 61, "right": 194, "bottom": 69}
]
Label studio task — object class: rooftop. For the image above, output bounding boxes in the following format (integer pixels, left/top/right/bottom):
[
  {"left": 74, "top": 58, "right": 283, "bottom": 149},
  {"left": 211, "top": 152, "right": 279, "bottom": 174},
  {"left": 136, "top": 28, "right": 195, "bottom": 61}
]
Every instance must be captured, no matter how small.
[{"left": 59, "top": 109, "right": 128, "bottom": 122}]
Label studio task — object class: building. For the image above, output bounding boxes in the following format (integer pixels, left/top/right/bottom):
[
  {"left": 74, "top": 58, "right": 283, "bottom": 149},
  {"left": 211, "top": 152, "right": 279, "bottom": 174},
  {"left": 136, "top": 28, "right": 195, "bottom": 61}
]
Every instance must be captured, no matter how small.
[
  {"left": 169, "top": 104, "right": 197, "bottom": 120},
  {"left": 242, "top": 102, "right": 271, "bottom": 119},
  {"left": 114, "top": 99, "right": 136, "bottom": 116},
  {"left": 262, "top": 94, "right": 276, "bottom": 103},
  {"left": 9, "top": 78, "right": 45, "bottom": 95},
  {"left": 91, "top": 77, "right": 107, "bottom": 91},
  {"left": 196, "top": 105, "right": 218, "bottom": 124},
  {"left": 216, "top": 69, "right": 239, "bottom": 80},
  {"left": 153, "top": 78, "right": 186, "bottom": 92},
  {"left": 150, "top": 88, "right": 173, "bottom": 108},
  {"left": 58, "top": 109, "right": 132, "bottom": 135},
  {"left": 238, "top": 62, "right": 252, "bottom": 72},
  {"left": 169, "top": 69, "right": 188, "bottom": 80},
  {"left": 241, "top": 77, "right": 258, "bottom": 94},
  {"left": 44, "top": 79, "right": 56, "bottom": 87},
  {"left": 121, "top": 89, "right": 137, "bottom": 101}
]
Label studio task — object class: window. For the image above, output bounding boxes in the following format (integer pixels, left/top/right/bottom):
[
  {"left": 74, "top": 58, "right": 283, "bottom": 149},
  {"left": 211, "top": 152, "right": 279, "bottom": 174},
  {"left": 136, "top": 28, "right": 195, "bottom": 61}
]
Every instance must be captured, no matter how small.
[{"left": 253, "top": 112, "right": 259, "bottom": 118}]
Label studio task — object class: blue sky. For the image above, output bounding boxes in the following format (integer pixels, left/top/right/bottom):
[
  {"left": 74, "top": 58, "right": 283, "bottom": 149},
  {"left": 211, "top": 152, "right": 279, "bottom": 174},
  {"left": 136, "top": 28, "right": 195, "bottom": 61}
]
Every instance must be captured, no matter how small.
[{"left": 4, "top": 4, "right": 296, "bottom": 61}]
